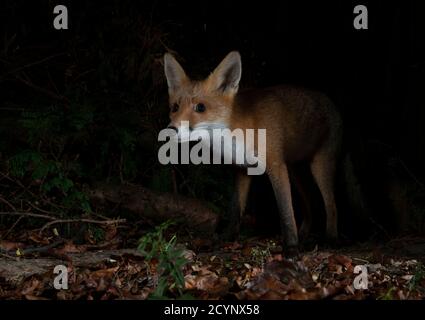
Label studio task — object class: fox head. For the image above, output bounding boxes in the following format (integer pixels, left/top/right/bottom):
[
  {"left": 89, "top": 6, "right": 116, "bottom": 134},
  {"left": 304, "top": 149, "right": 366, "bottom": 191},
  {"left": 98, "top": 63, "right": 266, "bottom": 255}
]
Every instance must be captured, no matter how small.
[{"left": 163, "top": 51, "right": 242, "bottom": 139}]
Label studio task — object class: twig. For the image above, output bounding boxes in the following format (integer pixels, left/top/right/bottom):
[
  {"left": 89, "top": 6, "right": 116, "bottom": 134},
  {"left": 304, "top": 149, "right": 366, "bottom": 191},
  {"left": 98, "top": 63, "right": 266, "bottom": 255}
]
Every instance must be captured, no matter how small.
[
  {"left": 0, "top": 194, "right": 17, "bottom": 211},
  {"left": 0, "top": 172, "right": 65, "bottom": 210},
  {"left": 83, "top": 238, "right": 122, "bottom": 251},
  {"left": 0, "top": 172, "right": 14, "bottom": 182},
  {"left": 352, "top": 257, "right": 371, "bottom": 264},
  {"left": 40, "top": 218, "right": 126, "bottom": 233},
  {"left": 14, "top": 74, "right": 69, "bottom": 103},
  {"left": 368, "top": 217, "right": 392, "bottom": 240},
  {"left": 26, "top": 201, "right": 61, "bottom": 216},
  {"left": 0, "top": 107, "right": 27, "bottom": 112},
  {"left": 1, "top": 53, "right": 66, "bottom": 77},
  {"left": 0, "top": 211, "right": 126, "bottom": 234},
  {"left": 397, "top": 158, "right": 425, "bottom": 190},
  {"left": 2, "top": 216, "right": 23, "bottom": 239},
  {"left": 0, "top": 172, "right": 38, "bottom": 198},
  {"left": 0, "top": 252, "right": 16, "bottom": 260},
  {"left": 72, "top": 68, "right": 95, "bottom": 82},
  {"left": 0, "top": 211, "right": 55, "bottom": 220}
]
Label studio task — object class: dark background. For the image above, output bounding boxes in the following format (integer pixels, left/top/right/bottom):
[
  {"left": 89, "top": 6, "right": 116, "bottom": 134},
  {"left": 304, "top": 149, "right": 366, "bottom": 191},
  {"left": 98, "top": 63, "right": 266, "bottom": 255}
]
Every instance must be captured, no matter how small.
[{"left": 1, "top": 0, "right": 424, "bottom": 243}]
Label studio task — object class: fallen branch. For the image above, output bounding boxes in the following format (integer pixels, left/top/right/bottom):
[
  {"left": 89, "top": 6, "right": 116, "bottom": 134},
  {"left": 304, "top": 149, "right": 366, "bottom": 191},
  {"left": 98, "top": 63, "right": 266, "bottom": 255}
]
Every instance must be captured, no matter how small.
[
  {"left": 90, "top": 184, "right": 219, "bottom": 235},
  {"left": 0, "top": 239, "right": 65, "bottom": 256}
]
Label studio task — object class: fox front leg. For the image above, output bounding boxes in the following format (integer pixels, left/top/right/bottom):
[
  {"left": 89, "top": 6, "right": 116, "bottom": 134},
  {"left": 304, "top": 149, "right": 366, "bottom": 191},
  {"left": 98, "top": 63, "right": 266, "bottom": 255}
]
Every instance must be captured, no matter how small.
[{"left": 222, "top": 171, "right": 252, "bottom": 241}]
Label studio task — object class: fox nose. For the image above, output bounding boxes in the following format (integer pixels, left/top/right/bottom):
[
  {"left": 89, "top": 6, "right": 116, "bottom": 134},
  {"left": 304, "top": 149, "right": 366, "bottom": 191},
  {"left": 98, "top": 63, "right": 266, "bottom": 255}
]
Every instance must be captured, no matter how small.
[{"left": 167, "top": 125, "right": 178, "bottom": 133}]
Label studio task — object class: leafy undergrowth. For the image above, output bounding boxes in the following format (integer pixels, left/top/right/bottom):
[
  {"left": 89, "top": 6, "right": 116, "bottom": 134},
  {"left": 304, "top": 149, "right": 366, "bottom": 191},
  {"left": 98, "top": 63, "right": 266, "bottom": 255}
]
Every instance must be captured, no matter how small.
[{"left": 1, "top": 226, "right": 425, "bottom": 300}]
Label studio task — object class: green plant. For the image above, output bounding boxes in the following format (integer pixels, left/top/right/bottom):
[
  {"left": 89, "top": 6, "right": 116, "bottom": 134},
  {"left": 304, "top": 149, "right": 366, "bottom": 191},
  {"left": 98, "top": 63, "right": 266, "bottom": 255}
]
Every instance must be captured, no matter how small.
[
  {"left": 251, "top": 240, "right": 277, "bottom": 267},
  {"left": 138, "top": 221, "right": 188, "bottom": 299},
  {"left": 9, "top": 149, "right": 91, "bottom": 213},
  {"left": 409, "top": 263, "right": 425, "bottom": 292},
  {"left": 89, "top": 225, "right": 106, "bottom": 243},
  {"left": 377, "top": 286, "right": 396, "bottom": 300}
]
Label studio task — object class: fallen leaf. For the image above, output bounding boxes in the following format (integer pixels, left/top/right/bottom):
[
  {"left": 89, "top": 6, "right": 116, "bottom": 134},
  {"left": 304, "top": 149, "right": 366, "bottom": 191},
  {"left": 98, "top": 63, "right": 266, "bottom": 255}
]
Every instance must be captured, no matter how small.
[
  {"left": 25, "top": 294, "right": 49, "bottom": 300},
  {"left": 91, "top": 267, "right": 119, "bottom": 278},
  {"left": 0, "top": 241, "right": 24, "bottom": 251},
  {"left": 54, "top": 242, "right": 83, "bottom": 254}
]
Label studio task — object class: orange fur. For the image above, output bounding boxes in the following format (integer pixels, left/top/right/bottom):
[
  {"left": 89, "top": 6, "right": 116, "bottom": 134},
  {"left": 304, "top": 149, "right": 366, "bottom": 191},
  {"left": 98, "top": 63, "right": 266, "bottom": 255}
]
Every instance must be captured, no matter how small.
[{"left": 163, "top": 51, "right": 342, "bottom": 252}]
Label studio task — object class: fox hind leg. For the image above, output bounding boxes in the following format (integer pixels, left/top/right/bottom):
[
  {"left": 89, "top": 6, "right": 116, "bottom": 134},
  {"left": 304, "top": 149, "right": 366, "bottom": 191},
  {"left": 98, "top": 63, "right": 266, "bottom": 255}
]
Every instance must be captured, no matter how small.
[
  {"left": 290, "top": 170, "right": 313, "bottom": 240},
  {"left": 310, "top": 146, "right": 338, "bottom": 241},
  {"left": 268, "top": 161, "right": 299, "bottom": 254}
]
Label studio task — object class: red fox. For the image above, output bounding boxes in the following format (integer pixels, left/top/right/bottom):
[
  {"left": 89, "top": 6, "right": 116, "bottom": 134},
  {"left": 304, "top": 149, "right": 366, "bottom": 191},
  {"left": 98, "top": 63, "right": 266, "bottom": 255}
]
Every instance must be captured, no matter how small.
[{"left": 163, "top": 51, "right": 342, "bottom": 253}]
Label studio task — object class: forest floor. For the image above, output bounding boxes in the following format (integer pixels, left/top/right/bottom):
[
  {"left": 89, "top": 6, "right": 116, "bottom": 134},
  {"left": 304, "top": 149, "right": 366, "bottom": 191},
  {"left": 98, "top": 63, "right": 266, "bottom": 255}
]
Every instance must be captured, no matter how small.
[{"left": 1, "top": 227, "right": 425, "bottom": 300}]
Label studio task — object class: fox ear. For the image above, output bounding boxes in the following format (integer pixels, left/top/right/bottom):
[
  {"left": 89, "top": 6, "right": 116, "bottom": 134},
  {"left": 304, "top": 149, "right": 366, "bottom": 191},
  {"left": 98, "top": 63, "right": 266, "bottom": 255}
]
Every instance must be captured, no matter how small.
[
  {"left": 208, "top": 51, "right": 242, "bottom": 95},
  {"left": 164, "top": 53, "right": 188, "bottom": 93}
]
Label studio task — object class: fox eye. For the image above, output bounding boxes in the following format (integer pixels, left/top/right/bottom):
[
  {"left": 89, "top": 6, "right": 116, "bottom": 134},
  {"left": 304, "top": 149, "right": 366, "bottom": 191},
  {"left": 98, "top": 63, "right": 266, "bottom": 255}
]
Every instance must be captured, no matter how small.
[
  {"left": 194, "top": 103, "right": 206, "bottom": 113},
  {"left": 171, "top": 103, "right": 179, "bottom": 113}
]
